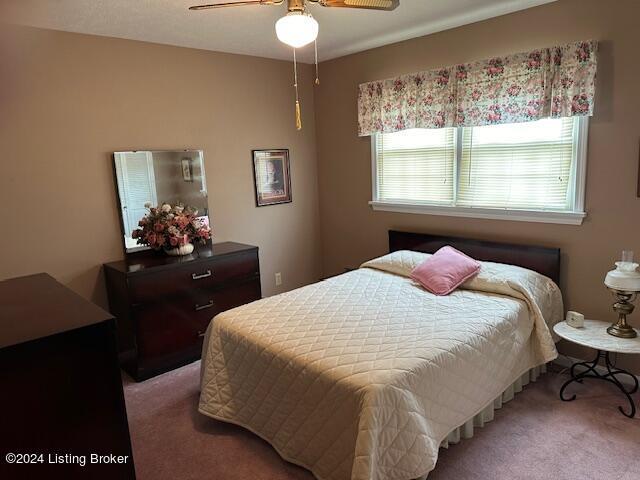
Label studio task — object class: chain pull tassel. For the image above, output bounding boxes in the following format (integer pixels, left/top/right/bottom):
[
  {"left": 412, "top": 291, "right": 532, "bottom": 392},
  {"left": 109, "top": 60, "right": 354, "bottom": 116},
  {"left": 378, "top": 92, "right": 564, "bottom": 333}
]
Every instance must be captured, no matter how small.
[
  {"left": 295, "top": 100, "right": 302, "bottom": 131},
  {"left": 314, "top": 39, "right": 320, "bottom": 86},
  {"left": 293, "top": 48, "right": 302, "bottom": 131}
]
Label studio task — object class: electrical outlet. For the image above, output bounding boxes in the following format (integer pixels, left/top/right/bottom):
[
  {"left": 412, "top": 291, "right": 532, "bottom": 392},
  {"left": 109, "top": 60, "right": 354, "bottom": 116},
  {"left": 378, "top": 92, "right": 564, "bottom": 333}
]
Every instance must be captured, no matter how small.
[{"left": 275, "top": 272, "right": 282, "bottom": 286}]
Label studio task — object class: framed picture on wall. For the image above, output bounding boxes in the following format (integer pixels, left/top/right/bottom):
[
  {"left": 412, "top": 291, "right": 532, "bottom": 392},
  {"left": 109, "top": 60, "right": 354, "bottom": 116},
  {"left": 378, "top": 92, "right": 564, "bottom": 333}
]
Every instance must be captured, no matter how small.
[
  {"left": 181, "top": 158, "right": 193, "bottom": 182},
  {"left": 252, "top": 149, "right": 292, "bottom": 207}
]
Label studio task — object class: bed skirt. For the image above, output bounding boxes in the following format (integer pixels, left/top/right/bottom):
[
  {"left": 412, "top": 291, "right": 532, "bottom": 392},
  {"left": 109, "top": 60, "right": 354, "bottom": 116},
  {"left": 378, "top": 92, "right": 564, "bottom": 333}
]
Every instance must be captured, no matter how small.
[{"left": 417, "top": 363, "right": 547, "bottom": 480}]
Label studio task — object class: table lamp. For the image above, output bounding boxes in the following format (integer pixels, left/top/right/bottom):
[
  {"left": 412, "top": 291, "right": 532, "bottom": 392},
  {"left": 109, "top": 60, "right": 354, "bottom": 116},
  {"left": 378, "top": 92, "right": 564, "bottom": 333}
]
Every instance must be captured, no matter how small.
[{"left": 604, "top": 250, "right": 640, "bottom": 338}]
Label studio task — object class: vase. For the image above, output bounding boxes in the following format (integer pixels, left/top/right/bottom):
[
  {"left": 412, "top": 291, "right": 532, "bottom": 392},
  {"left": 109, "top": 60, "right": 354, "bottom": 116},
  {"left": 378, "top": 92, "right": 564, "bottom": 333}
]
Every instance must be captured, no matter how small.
[{"left": 165, "top": 243, "right": 194, "bottom": 256}]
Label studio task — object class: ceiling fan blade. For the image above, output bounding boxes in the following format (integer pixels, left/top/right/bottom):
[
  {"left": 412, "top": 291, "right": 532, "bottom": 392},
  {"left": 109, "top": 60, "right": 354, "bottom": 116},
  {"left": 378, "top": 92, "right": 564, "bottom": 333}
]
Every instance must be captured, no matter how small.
[
  {"left": 189, "top": 0, "right": 282, "bottom": 10},
  {"left": 314, "top": 0, "right": 399, "bottom": 10}
]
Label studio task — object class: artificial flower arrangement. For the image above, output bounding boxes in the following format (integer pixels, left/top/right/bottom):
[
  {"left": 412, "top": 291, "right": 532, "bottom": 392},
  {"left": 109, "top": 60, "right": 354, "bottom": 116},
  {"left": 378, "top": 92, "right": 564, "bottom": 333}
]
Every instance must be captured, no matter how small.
[{"left": 132, "top": 202, "right": 211, "bottom": 254}]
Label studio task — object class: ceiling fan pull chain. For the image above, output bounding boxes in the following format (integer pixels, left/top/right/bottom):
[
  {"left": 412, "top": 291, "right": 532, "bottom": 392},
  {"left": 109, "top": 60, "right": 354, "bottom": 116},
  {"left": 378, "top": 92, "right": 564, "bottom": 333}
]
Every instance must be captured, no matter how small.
[
  {"left": 314, "top": 39, "right": 320, "bottom": 85},
  {"left": 293, "top": 48, "right": 302, "bottom": 131}
]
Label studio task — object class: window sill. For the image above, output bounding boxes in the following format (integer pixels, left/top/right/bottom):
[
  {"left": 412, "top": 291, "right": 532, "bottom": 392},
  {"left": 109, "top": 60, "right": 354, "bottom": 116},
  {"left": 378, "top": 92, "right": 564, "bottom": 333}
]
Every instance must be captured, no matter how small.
[{"left": 369, "top": 201, "right": 586, "bottom": 225}]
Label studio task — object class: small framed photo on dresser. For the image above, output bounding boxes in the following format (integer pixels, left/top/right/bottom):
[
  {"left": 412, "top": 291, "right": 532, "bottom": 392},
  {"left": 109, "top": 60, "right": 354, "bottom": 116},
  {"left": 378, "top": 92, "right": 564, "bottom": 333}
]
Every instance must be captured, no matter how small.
[{"left": 252, "top": 149, "right": 292, "bottom": 207}]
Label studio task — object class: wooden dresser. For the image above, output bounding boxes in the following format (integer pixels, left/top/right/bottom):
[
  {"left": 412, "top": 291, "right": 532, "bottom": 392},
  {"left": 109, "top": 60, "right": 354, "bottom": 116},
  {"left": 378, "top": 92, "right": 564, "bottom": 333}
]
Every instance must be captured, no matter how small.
[
  {"left": 104, "top": 241, "right": 261, "bottom": 381},
  {"left": 0, "top": 273, "right": 135, "bottom": 480}
]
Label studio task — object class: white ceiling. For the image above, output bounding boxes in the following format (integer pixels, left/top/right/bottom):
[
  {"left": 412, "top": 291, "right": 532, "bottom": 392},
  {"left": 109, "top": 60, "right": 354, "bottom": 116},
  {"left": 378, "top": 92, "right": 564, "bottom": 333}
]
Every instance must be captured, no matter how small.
[{"left": 2, "top": 0, "right": 557, "bottom": 63}]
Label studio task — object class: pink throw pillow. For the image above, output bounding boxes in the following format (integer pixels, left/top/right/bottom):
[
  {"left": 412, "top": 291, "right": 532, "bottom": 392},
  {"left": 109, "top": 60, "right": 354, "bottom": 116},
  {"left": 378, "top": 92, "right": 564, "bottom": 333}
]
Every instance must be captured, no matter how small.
[{"left": 410, "top": 246, "right": 480, "bottom": 295}]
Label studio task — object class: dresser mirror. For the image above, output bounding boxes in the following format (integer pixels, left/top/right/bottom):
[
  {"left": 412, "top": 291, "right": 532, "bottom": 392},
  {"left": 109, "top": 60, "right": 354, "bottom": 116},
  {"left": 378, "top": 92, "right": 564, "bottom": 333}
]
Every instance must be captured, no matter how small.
[{"left": 113, "top": 150, "right": 209, "bottom": 253}]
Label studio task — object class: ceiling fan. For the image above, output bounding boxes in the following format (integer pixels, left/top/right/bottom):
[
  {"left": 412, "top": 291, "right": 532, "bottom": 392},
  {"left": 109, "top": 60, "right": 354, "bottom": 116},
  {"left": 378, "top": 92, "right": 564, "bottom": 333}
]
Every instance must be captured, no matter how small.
[{"left": 189, "top": 0, "right": 400, "bottom": 129}]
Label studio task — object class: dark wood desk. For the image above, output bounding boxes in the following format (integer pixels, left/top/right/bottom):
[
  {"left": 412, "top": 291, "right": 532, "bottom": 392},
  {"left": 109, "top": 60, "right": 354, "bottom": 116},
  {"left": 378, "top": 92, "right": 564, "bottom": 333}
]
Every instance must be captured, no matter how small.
[{"left": 0, "top": 273, "right": 135, "bottom": 479}]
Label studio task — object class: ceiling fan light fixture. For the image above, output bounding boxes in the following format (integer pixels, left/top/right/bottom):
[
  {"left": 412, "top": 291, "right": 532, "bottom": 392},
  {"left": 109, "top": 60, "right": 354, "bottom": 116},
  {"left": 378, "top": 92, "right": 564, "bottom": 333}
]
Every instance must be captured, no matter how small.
[{"left": 275, "top": 11, "right": 318, "bottom": 48}]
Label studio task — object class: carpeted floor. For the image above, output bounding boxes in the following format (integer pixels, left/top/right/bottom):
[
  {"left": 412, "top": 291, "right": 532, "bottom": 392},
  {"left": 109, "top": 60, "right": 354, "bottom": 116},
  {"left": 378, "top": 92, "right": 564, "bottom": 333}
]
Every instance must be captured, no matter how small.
[{"left": 123, "top": 362, "right": 640, "bottom": 480}]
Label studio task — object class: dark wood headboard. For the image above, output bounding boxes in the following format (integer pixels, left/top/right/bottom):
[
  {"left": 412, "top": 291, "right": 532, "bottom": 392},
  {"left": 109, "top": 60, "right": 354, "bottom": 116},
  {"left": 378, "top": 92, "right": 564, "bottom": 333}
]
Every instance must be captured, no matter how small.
[{"left": 389, "top": 230, "right": 560, "bottom": 285}]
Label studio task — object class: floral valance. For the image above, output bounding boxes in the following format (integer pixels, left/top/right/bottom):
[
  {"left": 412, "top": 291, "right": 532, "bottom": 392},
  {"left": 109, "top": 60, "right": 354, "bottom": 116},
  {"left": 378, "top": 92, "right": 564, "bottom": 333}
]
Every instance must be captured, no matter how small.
[{"left": 357, "top": 40, "right": 598, "bottom": 136}]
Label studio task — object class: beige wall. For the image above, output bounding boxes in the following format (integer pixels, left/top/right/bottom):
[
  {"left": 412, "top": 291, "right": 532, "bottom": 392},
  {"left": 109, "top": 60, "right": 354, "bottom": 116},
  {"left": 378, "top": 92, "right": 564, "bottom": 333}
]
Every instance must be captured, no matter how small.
[
  {"left": 314, "top": 0, "right": 640, "bottom": 372},
  {"left": 0, "top": 25, "right": 322, "bottom": 304}
]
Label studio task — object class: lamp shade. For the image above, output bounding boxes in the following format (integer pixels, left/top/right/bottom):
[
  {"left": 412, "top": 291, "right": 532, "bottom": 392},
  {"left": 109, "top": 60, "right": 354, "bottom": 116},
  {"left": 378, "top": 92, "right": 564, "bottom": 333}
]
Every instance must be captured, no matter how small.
[
  {"left": 275, "top": 12, "right": 318, "bottom": 48},
  {"left": 604, "top": 262, "right": 640, "bottom": 292}
]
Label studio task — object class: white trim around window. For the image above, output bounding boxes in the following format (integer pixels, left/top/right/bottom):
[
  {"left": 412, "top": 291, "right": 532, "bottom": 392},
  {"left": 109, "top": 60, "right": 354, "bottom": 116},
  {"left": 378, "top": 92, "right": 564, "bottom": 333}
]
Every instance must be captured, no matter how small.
[
  {"left": 370, "top": 117, "right": 589, "bottom": 226},
  {"left": 369, "top": 201, "right": 586, "bottom": 225}
]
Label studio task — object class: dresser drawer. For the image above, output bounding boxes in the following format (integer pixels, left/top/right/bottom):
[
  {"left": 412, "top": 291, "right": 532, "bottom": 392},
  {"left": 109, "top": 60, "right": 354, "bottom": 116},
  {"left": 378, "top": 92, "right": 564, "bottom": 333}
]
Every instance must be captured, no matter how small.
[
  {"left": 134, "top": 280, "right": 261, "bottom": 363},
  {"left": 133, "top": 293, "right": 212, "bottom": 362},
  {"left": 128, "top": 251, "right": 259, "bottom": 304},
  {"left": 190, "top": 279, "right": 262, "bottom": 333}
]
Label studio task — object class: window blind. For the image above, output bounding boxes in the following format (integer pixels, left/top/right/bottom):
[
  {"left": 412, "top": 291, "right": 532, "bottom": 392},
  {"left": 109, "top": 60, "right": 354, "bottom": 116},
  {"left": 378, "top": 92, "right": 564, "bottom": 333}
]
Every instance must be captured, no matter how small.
[
  {"left": 457, "top": 118, "right": 576, "bottom": 211},
  {"left": 375, "top": 128, "right": 455, "bottom": 204}
]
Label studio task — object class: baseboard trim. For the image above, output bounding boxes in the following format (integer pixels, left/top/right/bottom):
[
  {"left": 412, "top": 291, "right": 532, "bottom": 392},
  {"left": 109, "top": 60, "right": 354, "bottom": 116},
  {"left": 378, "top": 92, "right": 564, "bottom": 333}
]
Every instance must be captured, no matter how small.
[{"left": 553, "top": 354, "right": 640, "bottom": 389}]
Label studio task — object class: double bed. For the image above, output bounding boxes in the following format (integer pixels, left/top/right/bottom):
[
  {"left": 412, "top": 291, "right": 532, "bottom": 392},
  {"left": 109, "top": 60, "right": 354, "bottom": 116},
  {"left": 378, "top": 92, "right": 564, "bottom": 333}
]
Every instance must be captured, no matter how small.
[{"left": 199, "top": 231, "right": 563, "bottom": 480}]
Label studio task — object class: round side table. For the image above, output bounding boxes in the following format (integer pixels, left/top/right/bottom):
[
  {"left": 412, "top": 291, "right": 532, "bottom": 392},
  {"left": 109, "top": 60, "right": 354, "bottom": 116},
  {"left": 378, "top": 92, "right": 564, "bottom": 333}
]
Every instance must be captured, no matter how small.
[{"left": 554, "top": 319, "right": 640, "bottom": 418}]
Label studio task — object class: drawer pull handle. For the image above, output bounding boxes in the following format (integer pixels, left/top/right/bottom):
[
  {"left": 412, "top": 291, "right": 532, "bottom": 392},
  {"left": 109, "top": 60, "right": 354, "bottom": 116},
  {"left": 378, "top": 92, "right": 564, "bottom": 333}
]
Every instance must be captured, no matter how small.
[
  {"left": 192, "top": 270, "right": 212, "bottom": 280},
  {"left": 195, "top": 300, "right": 214, "bottom": 311}
]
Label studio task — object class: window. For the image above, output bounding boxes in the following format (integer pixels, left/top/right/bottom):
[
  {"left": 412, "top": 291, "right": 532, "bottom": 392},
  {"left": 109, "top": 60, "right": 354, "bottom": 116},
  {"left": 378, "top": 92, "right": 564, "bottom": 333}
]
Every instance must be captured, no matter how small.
[{"left": 371, "top": 117, "right": 588, "bottom": 224}]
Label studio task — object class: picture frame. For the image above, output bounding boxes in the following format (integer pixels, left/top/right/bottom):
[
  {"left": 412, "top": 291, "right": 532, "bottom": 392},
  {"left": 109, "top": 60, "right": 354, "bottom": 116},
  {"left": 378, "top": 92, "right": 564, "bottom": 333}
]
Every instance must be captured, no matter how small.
[
  {"left": 181, "top": 158, "right": 193, "bottom": 182},
  {"left": 252, "top": 149, "right": 292, "bottom": 207}
]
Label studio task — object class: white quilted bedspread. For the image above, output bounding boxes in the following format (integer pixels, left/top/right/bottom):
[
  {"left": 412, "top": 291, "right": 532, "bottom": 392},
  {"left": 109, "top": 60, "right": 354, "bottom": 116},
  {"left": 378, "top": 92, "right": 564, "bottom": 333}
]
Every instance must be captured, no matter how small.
[{"left": 199, "top": 251, "right": 562, "bottom": 480}]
